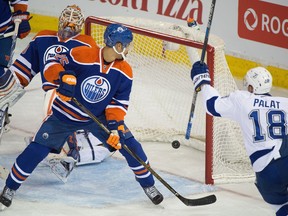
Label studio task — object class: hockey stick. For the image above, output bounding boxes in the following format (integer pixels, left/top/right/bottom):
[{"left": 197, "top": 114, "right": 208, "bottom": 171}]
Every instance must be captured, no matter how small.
[
  {"left": 0, "top": 32, "right": 15, "bottom": 40},
  {"left": 72, "top": 97, "right": 216, "bottom": 206},
  {"left": 7, "top": 18, "right": 22, "bottom": 68},
  {"left": 185, "top": 0, "right": 216, "bottom": 140},
  {"left": 0, "top": 18, "right": 22, "bottom": 39}
]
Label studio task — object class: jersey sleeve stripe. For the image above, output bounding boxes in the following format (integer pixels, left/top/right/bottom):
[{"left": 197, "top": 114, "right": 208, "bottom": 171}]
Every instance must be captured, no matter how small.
[
  {"left": 206, "top": 96, "right": 221, "bottom": 117},
  {"left": 42, "top": 82, "right": 58, "bottom": 91},
  {"left": 249, "top": 147, "right": 274, "bottom": 164},
  {"left": 13, "top": 60, "right": 33, "bottom": 78},
  {"left": 16, "top": 55, "right": 32, "bottom": 72},
  {"left": 112, "top": 97, "right": 129, "bottom": 106}
]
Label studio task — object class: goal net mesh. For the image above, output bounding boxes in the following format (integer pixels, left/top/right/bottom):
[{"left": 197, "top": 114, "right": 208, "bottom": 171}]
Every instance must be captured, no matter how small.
[{"left": 85, "top": 16, "right": 255, "bottom": 184}]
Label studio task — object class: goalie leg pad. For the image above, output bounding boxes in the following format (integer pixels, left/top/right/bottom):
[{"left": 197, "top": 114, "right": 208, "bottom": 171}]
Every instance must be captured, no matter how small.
[
  {"left": 0, "top": 69, "right": 25, "bottom": 108},
  {"left": 73, "top": 130, "right": 110, "bottom": 166},
  {"left": 76, "top": 145, "right": 110, "bottom": 166}
]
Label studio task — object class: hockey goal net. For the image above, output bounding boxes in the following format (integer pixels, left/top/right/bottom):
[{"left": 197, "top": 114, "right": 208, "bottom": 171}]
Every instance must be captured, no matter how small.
[{"left": 85, "top": 16, "right": 254, "bottom": 184}]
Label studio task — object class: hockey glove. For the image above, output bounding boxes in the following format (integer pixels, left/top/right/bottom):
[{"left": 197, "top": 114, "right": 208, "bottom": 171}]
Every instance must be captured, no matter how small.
[
  {"left": 106, "top": 120, "right": 125, "bottom": 150},
  {"left": 12, "top": 11, "right": 31, "bottom": 39},
  {"left": 191, "top": 61, "right": 211, "bottom": 91},
  {"left": 56, "top": 70, "right": 77, "bottom": 102}
]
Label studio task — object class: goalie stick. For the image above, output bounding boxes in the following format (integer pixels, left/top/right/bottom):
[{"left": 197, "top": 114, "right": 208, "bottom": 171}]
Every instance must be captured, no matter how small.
[
  {"left": 72, "top": 97, "right": 216, "bottom": 206},
  {"left": 185, "top": 0, "right": 217, "bottom": 140},
  {"left": 7, "top": 18, "right": 22, "bottom": 68}
]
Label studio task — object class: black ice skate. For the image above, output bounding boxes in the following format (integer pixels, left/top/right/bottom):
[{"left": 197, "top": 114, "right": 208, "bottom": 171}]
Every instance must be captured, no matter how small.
[
  {"left": 143, "top": 185, "right": 163, "bottom": 205},
  {"left": 0, "top": 186, "right": 16, "bottom": 209}
]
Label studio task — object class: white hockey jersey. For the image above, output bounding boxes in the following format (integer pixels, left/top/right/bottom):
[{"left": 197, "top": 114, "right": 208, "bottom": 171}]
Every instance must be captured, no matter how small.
[{"left": 200, "top": 85, "right": 288, "bottom": 172}]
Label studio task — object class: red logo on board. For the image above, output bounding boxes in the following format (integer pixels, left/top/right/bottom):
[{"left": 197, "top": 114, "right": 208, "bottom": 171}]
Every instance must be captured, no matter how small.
[{"left": 238, "top": 0, "right": 288, "bottom": 49}]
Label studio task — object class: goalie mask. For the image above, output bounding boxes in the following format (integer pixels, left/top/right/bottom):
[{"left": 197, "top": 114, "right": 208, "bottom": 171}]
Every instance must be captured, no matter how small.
[
  {"left": 58, "top": 5, "right": 85, "bottom": 40},
  {"left": 243, "top": 67, "right": 272, "bottom": 94}
]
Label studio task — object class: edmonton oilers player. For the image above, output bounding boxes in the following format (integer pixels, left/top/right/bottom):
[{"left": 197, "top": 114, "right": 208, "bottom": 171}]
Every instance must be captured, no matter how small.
[
  {"left": 191, "top": 63, "right": 288, "bottom": 216},
  {"left": 0, "top": 23, "right": 163, "bottom": 209},
  {"left": 0, "top": 5, "right": 96, "bottom": 133}
]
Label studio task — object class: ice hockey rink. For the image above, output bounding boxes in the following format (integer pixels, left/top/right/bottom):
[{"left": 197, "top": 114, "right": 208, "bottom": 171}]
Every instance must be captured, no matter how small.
[{"left": 0, "top": 34, "right": 287, "bottom": 216}]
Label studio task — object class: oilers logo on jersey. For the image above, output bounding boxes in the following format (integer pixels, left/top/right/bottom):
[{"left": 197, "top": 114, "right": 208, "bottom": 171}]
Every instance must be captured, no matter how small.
[
  {"left": 43, "top": 45, "right": 69, "bottom": 64},
  {"left": 81, "top": 76, "right": 111, "bottom": 103}
]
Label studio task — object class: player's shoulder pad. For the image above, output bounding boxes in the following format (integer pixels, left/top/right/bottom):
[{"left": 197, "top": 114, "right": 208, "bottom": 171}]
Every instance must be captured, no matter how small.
[
  {"left": 33, "top": 30, "right": 57, "bottom": 41},
  {"left": 35, "top": 30, "right": 57, "bottom": 37},
  {"left": 113, "top": 61, "right": 133, "bottom": 79},
  {"left": 70, "top": 46, "right": 100, "bottom": 64},
  {"left": 74, "top": 34, "right": 98, "bottom": 48},
  {"left": 226, "top": 90, "right": 252, "bottom": 102}
]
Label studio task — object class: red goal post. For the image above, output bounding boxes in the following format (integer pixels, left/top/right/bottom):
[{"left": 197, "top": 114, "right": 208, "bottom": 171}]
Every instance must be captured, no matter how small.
[{"left": 85, "top": 16, "right": 254, "bottom": 184}]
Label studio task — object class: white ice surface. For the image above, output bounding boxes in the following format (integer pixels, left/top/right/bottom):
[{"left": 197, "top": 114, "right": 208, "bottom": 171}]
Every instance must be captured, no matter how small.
[{"left": 0, "top": 34, "right": 286, "bottom": 216}]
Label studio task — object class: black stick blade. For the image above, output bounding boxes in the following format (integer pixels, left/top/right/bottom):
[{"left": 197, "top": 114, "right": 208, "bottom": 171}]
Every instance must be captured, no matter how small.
[{"left": 179, "top": 194, "right": 217, "bottom": 206}]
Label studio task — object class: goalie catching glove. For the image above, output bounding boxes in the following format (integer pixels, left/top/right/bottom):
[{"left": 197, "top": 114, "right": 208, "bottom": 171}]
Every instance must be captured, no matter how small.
[
  {"left": 56, "top": 70, "right": 77, "bottom": 102},
  {"left": 191, "top": 61, "right": 211, "bottom": 91},
  {"left": 106, "top": 120, "right": 125, "bottom": 150}
]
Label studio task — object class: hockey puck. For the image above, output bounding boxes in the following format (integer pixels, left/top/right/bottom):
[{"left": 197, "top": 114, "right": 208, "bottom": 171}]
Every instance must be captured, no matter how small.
[{"left": 172, "top": 140, "right": 180, "bottom": 149}]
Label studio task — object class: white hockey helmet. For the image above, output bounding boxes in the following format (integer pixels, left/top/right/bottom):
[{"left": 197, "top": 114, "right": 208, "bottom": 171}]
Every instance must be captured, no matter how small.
[
  {"left": 243, "top": 67, "right": 272, "bottom": 94},
  {"left": 58, "top": 5, "right": 85, "bottom": 39}
]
